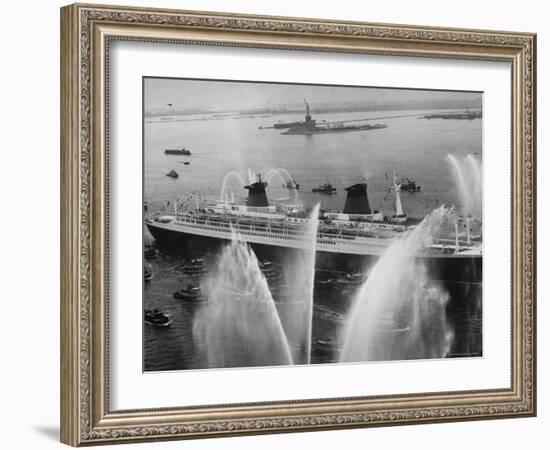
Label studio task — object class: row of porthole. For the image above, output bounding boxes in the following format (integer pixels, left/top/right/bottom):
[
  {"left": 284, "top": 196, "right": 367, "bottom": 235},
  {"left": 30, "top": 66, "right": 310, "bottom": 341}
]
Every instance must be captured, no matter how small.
[
  {"left": 185, "top": 221, "right": 388, "bottom": 241},
  {"left": 181, "top": 222, "right": 388, "bottom": 247},
  {"left": 181, "top": 225, "right": 388, "bottom": 254},
  {"left": 186, "top": 224, "right": 358, "bottom": 243}
]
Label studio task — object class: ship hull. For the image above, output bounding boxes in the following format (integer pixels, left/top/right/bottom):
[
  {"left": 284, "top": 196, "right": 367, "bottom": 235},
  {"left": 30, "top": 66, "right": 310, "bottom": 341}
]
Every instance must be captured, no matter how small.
[
  {"left": 146, "top": 221, "right": 482, "bottom": 285},
  {"left": 164, "top": 150, "right": 191, "bottom": 155}
]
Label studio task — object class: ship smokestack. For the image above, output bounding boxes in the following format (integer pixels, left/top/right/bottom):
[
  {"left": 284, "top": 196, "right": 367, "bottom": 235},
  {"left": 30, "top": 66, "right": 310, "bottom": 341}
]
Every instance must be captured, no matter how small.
[
  {"left": 244, "top": 174, "right": 269, "bottom": 207},
  {"left": 343, "top": 183, "right": 371, "bottom": 214}
]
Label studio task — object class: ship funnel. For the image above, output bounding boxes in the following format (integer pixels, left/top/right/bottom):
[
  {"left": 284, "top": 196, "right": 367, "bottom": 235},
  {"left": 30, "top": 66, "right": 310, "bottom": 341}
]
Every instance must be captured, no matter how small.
[
  {"left": 244, "top": 174, "right": 269, "bottom": 207},
  {"left": 343, "top": 183, "right": 371, "bottom": 214}
]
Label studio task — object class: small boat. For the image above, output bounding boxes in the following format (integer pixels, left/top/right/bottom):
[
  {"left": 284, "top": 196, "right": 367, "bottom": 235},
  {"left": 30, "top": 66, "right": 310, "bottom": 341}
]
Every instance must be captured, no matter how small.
[
  {"left": 315, "top": 273, "right": 336, "bottom": 289},
  {"left": 143, "top": 201, "right": 149, "bottom": 211},
  {"left": 164, "top": 147, "right": 191, "bottom": 155},
  {"left": 336, "top": 272, "right": 365, "bottom": 286},
  {"left": 144, "top": 309, "right": 172, "bottom": 327},
  {"left": 166, "top": 169, "right": 179, "bottom": 178},
  {"left": 283, "top": 179, "right": 300, "bottom": 190},
  {"left": 144, "top": 264, "right": 154, "bottom": 282},
  {"left": 180, "top": 161, "right": 191, "bottom": 165},
  {"left": 144, "top": 244, "right": 159, "bottom": 260},
  {"left": 259, "top": 261, "right": 282, "bottom": 283},
  {"left": 179, "top": 257, "right": 208, "bottom": 276},
  {"left": 399, "top": 178, "right": 421, "bottom": 193},
  {"left": 312, "top": 182, "right": 337, "bottom": 194},
  {"left": 173, "top": 284, "right": 207, "bottom": 302}
]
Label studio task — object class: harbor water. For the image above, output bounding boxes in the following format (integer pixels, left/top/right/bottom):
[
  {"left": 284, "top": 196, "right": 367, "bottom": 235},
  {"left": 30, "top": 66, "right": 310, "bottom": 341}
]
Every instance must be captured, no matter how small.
[{"left": 143, "top": 108, "right": 483, "bottom": 371}]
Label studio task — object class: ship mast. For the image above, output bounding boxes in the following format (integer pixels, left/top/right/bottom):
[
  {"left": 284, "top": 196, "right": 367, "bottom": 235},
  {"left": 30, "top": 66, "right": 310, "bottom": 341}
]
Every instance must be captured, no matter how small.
[
  {"left": 465, "top": 216, "right": 472, "bottom": 244},
  {"left": 455, "top": 220, "right": 460, "bottom": 253}
]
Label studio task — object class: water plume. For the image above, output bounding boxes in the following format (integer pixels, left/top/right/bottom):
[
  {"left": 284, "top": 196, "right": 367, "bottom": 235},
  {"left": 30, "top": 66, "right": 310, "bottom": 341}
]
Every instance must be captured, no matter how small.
[
  {"left": 446, "top": 154, "right": 482, "bottom": 217},
  {"left": 265, "top": 168, "right": 300, "bottom": 201},
  {"left": 220, "top": 170, "right": 246, "bottom": 203},
  {"left": 276, "top": 168, "right": 296, "bottom": 184},
  {"left": 264, "top": 169, "right": 289, "bottom": 201},
  {"left": 340, "top": 207, "right": 454, "bottom": 362},
  {"left": 193, "top": 234, "right": 293, "bottom": 368},
  {"left": 277, "top": 204, "right": 320, "bottom": 364}
]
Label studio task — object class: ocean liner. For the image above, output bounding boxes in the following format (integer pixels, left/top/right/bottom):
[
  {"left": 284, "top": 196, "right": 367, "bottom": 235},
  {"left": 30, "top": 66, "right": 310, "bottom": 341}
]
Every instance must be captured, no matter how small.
[{"left": 145, "top": 175, "right": 482, "bottom": 283}]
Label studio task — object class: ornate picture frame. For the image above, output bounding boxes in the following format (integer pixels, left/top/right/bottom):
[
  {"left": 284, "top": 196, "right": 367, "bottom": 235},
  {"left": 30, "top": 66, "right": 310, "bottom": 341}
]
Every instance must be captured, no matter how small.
[{"left": 60, "top": 3, "right": 536, "bottom": 446}]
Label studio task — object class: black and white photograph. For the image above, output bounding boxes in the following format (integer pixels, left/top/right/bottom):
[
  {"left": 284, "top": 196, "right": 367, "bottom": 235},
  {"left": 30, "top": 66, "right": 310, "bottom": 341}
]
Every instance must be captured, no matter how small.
[{"left": 143, "top": 77, "right": 483, "bottom": 372}]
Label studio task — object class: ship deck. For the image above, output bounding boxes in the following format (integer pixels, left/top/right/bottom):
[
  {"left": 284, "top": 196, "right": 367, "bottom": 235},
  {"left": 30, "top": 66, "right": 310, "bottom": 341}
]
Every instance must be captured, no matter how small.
[{"left": 146, "top": 213, "right": 481, "bottom": 258}]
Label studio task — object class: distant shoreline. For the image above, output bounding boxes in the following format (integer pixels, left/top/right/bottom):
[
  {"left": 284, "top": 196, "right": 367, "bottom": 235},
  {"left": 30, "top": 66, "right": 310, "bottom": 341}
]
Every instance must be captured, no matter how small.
[{"left": 145, "top": 104, "right": 481, "bottom": 119}]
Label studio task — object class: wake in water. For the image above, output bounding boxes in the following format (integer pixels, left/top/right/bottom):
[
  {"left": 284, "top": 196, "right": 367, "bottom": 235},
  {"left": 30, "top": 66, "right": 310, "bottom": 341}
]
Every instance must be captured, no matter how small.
[
  {"left": 340, "top": 207, "right": 454, "bottom": 362},
  {"left": 193, "top": 235, "right": 293, "bottom": 369}
]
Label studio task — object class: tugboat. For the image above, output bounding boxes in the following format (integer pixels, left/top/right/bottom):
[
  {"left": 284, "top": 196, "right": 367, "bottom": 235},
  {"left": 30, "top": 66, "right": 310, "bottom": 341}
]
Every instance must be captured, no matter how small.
[
  {"left": 283, "top": 179, "right": 300, "bottom": 190},
  {"left": 144, "top": 264, "right": 154, "bottom": 282},
  {"left": 336, "top": 271, "right": 366, "bottom": 287},
  {"left": 179, "top": 257, "right": 208, "bottom": 276},
  {"left": 164, "top": 147, "right": 191, "bottom": 155},
  {"left": 173, "top": 284, "right": 207, "bottom": 302},
  {"left": 144, "top": 309, "right": 173, "bottom": 327},
  {"left": 312, "top": 182, "right": 337, "bottom": 194},
  {"left": 144, "top": 244, "right": 159, "bottom": 260},
  {"left": 400, "top": 177, "right": 422, "bottom": 193},
  {"left": 314, "top": 272, "right": 336, "bottom": 289}
]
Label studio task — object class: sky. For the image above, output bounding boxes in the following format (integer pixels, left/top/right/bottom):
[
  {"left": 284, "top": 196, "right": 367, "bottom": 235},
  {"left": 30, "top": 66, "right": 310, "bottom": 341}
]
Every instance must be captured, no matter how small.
[{"left": 144, "top": 77, "right": 482, "bottom": 115}]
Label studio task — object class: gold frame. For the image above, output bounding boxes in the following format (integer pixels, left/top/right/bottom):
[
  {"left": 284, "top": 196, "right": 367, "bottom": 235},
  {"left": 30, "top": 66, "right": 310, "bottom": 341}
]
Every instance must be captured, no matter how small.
[{"left": 60, "top": 3, "right": 537, "bottom": 446}]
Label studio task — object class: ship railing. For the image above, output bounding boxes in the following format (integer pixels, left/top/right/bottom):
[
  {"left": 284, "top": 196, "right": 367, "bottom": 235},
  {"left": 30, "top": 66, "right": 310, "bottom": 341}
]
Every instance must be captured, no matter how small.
[
  {"left": 174, "top": 214, "right": 389, "bottom": 245},
  {"left": 427, "top": 239, "right": 482, "bottom": 256},
  {"left": 177, "top": 213, "right": 358, "bottom": 233},
  {"left": 177, "top": 216, "right": 310, "bottom": 239},
  {"left": 433, "top": 237, "right": 482, "bottom": 248}
]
